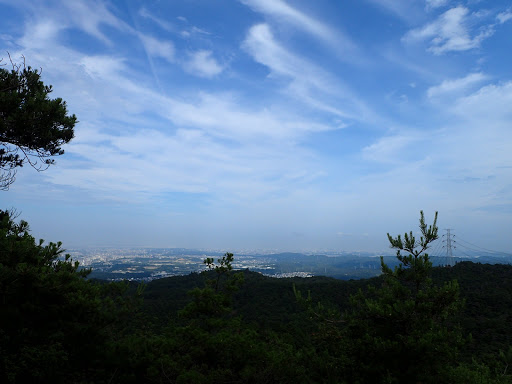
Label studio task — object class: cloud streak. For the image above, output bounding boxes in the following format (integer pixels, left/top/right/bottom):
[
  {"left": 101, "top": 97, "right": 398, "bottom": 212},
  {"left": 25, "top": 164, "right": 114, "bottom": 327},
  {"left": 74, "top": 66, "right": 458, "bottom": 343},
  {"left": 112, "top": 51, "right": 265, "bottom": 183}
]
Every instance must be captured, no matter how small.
[
  {"left": 427, "top": 72, "right": 488, "bottom": 98},
  {"left": 240, "top": 0, "right": 359, "bottom": 61},
  {"left": 241, "top": 0, "right": 350, "bottom": 45},
  {"left": 364, "top": 0, "right": 422, "bottom": 22},
  {"left": 243, "top": 23, "right": 369, "bottom": 121}
]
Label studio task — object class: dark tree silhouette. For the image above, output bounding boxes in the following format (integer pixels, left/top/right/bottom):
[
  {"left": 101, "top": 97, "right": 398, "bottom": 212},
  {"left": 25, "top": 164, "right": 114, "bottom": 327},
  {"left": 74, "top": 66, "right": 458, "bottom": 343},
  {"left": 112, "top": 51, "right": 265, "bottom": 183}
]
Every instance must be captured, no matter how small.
[
  {"left": 0, "top": 54, "right": 76, "bottom": 189},
  {"left": 346, "top": 211, "right": 464, "bottom": 383}
]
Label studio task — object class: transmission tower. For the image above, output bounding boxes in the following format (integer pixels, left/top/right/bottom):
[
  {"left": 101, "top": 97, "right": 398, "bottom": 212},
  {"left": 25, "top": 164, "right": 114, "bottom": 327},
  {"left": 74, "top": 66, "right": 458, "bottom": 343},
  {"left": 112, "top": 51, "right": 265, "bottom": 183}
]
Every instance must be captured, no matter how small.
[{"left": 442, "top": 229, "right": 456, "bottom": 266}]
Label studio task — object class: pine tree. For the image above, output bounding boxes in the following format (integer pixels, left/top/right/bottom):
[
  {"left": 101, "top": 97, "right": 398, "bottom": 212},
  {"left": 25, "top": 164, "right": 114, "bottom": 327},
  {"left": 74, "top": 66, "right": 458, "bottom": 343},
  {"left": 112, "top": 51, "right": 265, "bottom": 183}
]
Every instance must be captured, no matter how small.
[
  {"left": 0, "top": 55, "right": 75, "bottom": 189},
  {"left": 0, "top": 209, "right": 133, "bottom": 383},
  {"left": 345, "top": 211, "right": 463, "bottom": 383}
]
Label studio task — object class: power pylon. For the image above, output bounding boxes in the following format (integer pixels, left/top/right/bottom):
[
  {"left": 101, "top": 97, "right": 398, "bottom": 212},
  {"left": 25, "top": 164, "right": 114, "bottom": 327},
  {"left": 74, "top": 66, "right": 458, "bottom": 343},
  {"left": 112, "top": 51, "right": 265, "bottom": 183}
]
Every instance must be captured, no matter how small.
[{"left": 442, "top": 229, "right": 456, "bottom": 266}]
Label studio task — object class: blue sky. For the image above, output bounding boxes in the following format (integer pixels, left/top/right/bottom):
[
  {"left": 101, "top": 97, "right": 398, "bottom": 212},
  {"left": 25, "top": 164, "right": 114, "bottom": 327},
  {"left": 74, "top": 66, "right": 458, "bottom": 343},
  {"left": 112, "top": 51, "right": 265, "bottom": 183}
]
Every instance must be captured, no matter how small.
[{"left": 1, "top": 0, "right": 511, "bottom": 252}]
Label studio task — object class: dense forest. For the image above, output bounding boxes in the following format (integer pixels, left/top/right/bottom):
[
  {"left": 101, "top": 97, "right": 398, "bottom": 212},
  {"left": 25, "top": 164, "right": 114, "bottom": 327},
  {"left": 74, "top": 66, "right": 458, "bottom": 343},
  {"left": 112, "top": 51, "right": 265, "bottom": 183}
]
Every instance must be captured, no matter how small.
[{"left": 1, "top": 209, "right": 512, "bottom": 383}]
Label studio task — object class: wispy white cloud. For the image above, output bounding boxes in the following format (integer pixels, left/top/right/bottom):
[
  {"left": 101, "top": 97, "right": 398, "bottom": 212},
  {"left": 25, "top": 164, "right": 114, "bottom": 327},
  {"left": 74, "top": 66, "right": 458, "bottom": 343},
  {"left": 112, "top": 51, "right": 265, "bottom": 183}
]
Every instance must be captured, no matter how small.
[
  {"left": 358, "top": 78, "right": 512, "bottom": 230},
  {"left": 138, "top": 33, "right": 175, "bottom": 63},
  {"left": 5, "top": 19, "right": 332, "bottom": 202},
  {"left": 181, "top": 26, "right": 210, "bottom": 38},
  {"left": 425, "top": 81, "right": 512, "bottom": 218},
  {"left": 161, "top": 92, "right": 335, "bottom": 141},
  {"left": 497, "top": 10, "right": 512, "bottom": 24},
  {"left": 452, "top": 81, "right": 512, "bottom": 123},
  {"left": 240, "top": 0, "right": 356, "bottom": 54},
  {"left": 244, "top": 24, "right": 302, "bottom": 79},
  {"left": 139, "top": 7, "right": 176, "bottom": 32},
  {"left": 427, "top": 72, "right": 488, "bottom": 98},
  {"left": 176, "top": 17, "right": 211, "bottom": 39},
  {"left": 138, "top": 11, "right": 211, "bottom": 40},
  {"left": 243, "top": 23, "right": 368, "bottom": 120},
  {"left": 12, "top": 75, "right": 327, "bottom": 204},
  {"left": 60, "top": 0, "right": 130, "bottom": 44},
  {"left": 380, "top": 48, "right": 438, "bottom": 80},
  {"left": 49, "top": 116, "right": 326, "bottom": 203},
  {"left": 18, "top": 19, "right": 63, "bottom": 49},
  {"left": 5, "top": 0, "right": 131, "bottom": 47},
  {"left": 425, "top": 0, "right": 449, "bottom": 10},
  {"left": 184, "top": 50, "right": 223, "bottom": 78},
  {"left": 80, "top": 55, "right": 127, "bottom": 82},
  {"left": 403, "top": 6, "right": 495, "bottom": 54},
  {"left": 241, "top": 0, "right": 331, "bottom": 40},
  {"left": 364, "top": 0, "right": 422, "bottom": 22},
  {"left": 362, "top": 133, "right": 423, "bottom": 164}
]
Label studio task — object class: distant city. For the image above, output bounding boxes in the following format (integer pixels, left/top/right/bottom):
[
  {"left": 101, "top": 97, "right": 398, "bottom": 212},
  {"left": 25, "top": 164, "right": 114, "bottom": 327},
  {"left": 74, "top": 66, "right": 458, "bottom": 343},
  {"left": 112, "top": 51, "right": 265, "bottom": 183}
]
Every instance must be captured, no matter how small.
[{"left": 68, "top": 247, "right": 512, "bottom": 282}]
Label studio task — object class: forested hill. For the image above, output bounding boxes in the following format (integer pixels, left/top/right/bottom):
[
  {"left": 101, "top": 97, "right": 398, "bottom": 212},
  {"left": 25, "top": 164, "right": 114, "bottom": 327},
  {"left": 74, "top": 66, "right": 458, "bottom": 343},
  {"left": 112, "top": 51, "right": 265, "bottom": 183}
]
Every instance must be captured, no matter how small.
[
  {"left": 141, "top": 261, "right": 512, "bottom": 359},
  {"left": 142, "top": 268, "right": 372, "bottom": 328},
  {"left": 432, "top": 262, "right": 512, "bottom": 358}
]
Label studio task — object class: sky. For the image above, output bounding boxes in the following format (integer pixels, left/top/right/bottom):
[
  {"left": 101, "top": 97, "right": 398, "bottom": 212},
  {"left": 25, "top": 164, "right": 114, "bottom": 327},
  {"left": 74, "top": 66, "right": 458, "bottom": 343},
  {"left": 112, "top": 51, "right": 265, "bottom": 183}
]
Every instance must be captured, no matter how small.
[{"left": 1, "top": 0, "right": 511, "bottom": 253}]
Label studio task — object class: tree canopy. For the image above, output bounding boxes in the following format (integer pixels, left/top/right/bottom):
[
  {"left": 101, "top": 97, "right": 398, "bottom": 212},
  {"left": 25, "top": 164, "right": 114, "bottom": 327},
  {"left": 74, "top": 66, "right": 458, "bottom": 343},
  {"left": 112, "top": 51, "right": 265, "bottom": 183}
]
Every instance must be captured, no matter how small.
[
  {"left": 0, "top": 209, "right": 139, "bottom": 383},
  {"left": 345, "top": 211, "right": 464, "bottom": 383},
  {"left": 0, "top": 55, "right": 76, "bottom": 189}
]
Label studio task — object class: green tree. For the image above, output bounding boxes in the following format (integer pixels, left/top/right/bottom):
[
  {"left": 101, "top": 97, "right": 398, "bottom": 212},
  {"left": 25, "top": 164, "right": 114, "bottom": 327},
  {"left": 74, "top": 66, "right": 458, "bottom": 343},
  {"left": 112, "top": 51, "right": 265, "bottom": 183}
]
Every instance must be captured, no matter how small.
[
  {"left": 0, "top": 54, "right": 76, "bottom": 189},
  {"left": 345, "top": 211, "right": 464, "bottom": 383},
  {"left": 179, "top": 252, "right": 244, "bottom": 329},
  {"left": 0, "top": 209, "right": 134, "bottom": 383}
]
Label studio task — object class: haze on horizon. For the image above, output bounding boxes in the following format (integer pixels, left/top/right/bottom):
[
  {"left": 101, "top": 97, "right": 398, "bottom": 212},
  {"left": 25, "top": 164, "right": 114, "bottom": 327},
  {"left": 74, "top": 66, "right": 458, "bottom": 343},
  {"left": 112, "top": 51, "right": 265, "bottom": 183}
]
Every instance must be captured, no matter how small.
[{"left": 1, "top": 0, "right": 511, "bottom": 253}]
